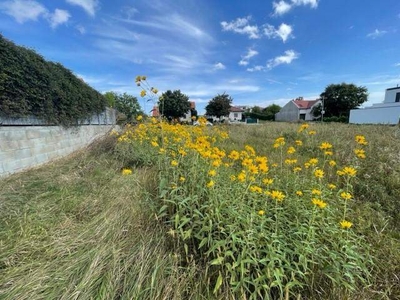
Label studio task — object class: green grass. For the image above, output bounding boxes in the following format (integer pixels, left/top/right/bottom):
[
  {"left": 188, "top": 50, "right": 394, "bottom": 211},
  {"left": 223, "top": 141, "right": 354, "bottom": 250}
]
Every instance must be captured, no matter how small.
[{"left": 1, "top": 123, "right": 399, "bottom": 299}]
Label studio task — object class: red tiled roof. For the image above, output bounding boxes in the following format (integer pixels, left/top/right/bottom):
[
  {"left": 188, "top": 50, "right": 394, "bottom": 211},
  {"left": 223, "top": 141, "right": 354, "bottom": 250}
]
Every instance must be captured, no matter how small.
[
  {"left": 293, "top": 99, "right": 319, "bottom": 109},
  {"left": 229, "top": 106, "right": 245, "bottom": 112},
  {"left": 151, "top": 106, "right": 160, "bottom": 117}
]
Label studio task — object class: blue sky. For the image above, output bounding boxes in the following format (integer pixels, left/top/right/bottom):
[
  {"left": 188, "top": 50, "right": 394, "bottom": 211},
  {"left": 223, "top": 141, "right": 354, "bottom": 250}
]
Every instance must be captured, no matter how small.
[{"left": 1, "top": 0, "right": 400, "bottom": 115}]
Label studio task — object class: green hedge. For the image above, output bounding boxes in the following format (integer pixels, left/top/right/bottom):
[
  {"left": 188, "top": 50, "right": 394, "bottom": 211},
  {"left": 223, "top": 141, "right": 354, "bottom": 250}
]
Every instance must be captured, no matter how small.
[{"left": 0, "top": 35, "right": 106, "bottom": 126}]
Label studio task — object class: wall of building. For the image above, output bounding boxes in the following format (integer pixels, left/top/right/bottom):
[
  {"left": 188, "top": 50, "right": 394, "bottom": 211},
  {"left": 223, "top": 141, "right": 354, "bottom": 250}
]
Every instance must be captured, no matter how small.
[
  {"left": 275, "top": 101, "right": 299, "bottom": 121},
  {"left": 384, "top": 87, "right": 400, "bottom": 103},
  {"left": 349, "top": 104, "right": 400, "bottom": 124},
  {"left": 0, "top": 125, "right": 115, "bottom": 177}
]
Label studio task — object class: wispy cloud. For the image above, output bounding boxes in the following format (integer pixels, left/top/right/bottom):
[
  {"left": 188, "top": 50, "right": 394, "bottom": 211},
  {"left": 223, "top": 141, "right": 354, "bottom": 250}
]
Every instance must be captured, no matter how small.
[
  {"left": 75, "top": 24, "right": 86, "bottom": 34},
  {"left": 395, "top": 63, "right": 400, "bottom": 67},
  {"left": 239, "top": 48, "right": 258, "bottom": 66},
  {"left": 247, "top": 65, "right": 265, "bottom": 72},
  {"left": 273, "top": 0, "right": 319, "bottom": 16},
  {"left": 267, "top": 50, "right": 299, "bottom": 69},
  {"left": 48, "top": 9, "right": 70, "bottom": 28},
  {"left": 221, "top": 16, "right": 260, "bottom": 39},
  {"left": 264, "top": 23, "right": 293, "bottom": 42},
  {"left": 65, "top": 0, "right": 98, "bottom": 16},
  {"left": 367, "top": 29, "right": 387, "bottom": 39},
  {"left": 213, "top": 62, "right": 226, "bottom": 70},
  {"left": 0, "top": 0, "right": 46, "bottom": 23}
]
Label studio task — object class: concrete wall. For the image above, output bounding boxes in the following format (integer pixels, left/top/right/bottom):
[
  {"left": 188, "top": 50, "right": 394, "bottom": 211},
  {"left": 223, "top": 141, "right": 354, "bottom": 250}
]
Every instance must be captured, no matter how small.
[
  {"left": 0, "top": 125, "right": 114, "bottom": 177},
  {"left": 349, "top": 104, "right": 400, "bottom": 124},
  {"left": 275, "top": 101, "right": 299, "bottom": 121}
]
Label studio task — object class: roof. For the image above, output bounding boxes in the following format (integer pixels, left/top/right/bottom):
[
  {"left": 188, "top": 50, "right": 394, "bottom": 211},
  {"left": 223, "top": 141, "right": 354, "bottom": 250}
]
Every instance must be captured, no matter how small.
[
  {"left": 293, "top": 99, "right": 319, "bottom": 109},
  {"left": 229, "top": 106, "right": 245, "bottom": 112},
  {"left": 151, "top": 106, "right": 160, "bottom": 117},
  {"left": 386, "top": 86, "right": 400, "bottom": 91}
]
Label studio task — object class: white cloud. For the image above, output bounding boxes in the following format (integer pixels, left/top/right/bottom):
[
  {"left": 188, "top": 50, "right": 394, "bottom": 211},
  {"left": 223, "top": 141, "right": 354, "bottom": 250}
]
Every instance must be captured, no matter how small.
[
  {"left": 239, "top": 48, "right": 258, "bottom": 66},
  {"left": 66, "top": 0, "right": 98, "bottom": 16},
  {"left": 273, "top": 0, "right": 319, "bottom": 16},
  {"left": 0, "top": 0, "right": 47, "bottom": 23},
  {"left": 264, "top": 23, "right": 293, "bottom": 42},
  {"left": 213, "top": 62, "right": 226, "bottom": 70},
  {"left": 221, "top": 16, "right": 260, "bottom": 39},
  {"left": 395, "top": 63, "right": 400, "bottom": 67},
  {"left": 367, "top": 29, "right": 387, "bottom": 39},
  {"left": 273, "top": 1, "right": 292, "bottom": 16},
  {"left": 267, "top": 50, "right": 299, "bottom": 69},
  {"left": 76, "top": 25, "right": 86, "bottom": 34},
  {"left": 48, "top": 9, "right": 70, "bottom": 28},
  {"left": 291, "top": 0, "right": 318, "bottom": 8},
  {"left": 247, "top": 65, "right": 265, "bottom": 72}
]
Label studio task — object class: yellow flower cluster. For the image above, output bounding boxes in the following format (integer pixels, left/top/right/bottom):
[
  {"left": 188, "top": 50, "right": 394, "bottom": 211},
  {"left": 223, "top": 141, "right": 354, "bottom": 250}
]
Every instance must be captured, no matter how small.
[{"left": 122, "top": 168, "right": 132, "bottom": 175}]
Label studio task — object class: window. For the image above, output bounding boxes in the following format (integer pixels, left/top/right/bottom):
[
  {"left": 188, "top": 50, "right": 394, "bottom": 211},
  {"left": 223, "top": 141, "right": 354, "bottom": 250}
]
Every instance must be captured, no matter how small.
[
  {"left": 299, "top": 113, "right": 306, "bottom": 120},
  {"left": 234, "top": 113, "right": 238, "bottom": 118},
  {"left": 396, "top": 92, "right": 400, "bottom": 103}
]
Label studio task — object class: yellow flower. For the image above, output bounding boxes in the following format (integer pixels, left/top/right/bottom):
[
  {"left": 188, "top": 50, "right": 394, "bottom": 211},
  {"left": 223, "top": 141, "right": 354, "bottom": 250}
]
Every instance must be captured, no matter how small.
[
  {"left": 170, "top": 183, "right": 177, "bottom": 189},
  {"left": 295, "top": 140, "right": 303, "bottom": 146},
  {"left": 308, "top": 130, "right": 316, "bottom": 135},
  {"left": 136, "top": 115, "right": 143, "bottom": 121},
  {"left": 270, "top": 190, "right": 285, "bottom": 202},
  {"left": 285, "top": 159, "right": 297, "bottom": 165},
  {"left": 328, "top": 184, "right": 336, "bottom": 190},
  {"left": 273, "top": 137, "right": 285, "bottom": 148},
  {"left": 287, "top": 146, "right": 296, "bottom": 154},
  {"left": 324, "top": 151, "right": 333, "bottom": 156},
  {"left": 135, "top": 75, "right": 142, "bottom": 82},
  {"left": 245, "top": 145, "right": 256, "bottom": 156},
  {"left": 140, "top": 90, "right": 146, "bottom": 97},
  {"left": 258, "top": 210, "right": 265, "bottom": 216},
  {"left": 208, "top": 169, "right": 217, "bottom": 177},
  {"left": 309, "top": 158, "right": 318, "bottom": 165},
  {"left": 312, "top": 189, "right": 322, "bottom": 195},
  {"left": 212, "top": 160, "right": 222, "bottom": 167},
  {"left": 141, "top": 76, "right": 147, "bottom": 81},
  {"left": 228, "top": 150, "right": 240, "bottom": 160},
  {"left": 152, "top": 88, "right": 158, "bottom": 94},
  {"left": 171, "top": 160, "right": 178, "bottom": 167},
  {"left": 179, "top": 176, "right": 186, "bottom": 182},
  {"left": 354, "top": 149, "right": 366, "bottom": 159},
  {"left": 340, "top": 192, "right": 352, "bottom": 200},
  {"left": 293, "top": 166, "right": 302, "bottom": 173},
  {"left": 237, "top": 172, "right": 246, "bottom": 182},
  {"left": 340, "top": 220, "right": 353, "bottom": 229},
  {"left": 242, "top": 158, "right": 253, "bottom": 167},
  {"left": 304, "top": 162, "right": 311, "bottom": 169},
  {"left": 122, "top": 168, "right": 132, "bottom": 175},
  {"left": 230, "top": 175, "right": 236, "bottom": 181},
  {"left": 178, "top": 148, "right": 187, "bottom": 156},
  {"left": 206, "top": 180, "right": 215, "bottom": 188},
  {"left": 296, "top": 191, "right": 303, "bottom": 196},
  {"left": 259, "top": 163, "right": 269, "bottom": 173},
  {"left": 298, "top": 123, "right": 309, "bottom": 132},
  {"left": 159, "top": 148, "right": 166, "bottom": 154},
  {"left": 319, "top": 142, "right": 333, "bottom": 150},
  {"left": 151, "top": 141, "right": 159, "bottom": 147},
  {"left": 262, "top": 178, "right": 274, "bottom": 185},
  {"left": 312, "top": 198, "right": 327, "bottom": 209},
  {"left": 314, "top": 169, "right": 325, "bottom": 179},
  {"left": 342, "top": 166, "right": 357, "bottom": 177},
  {"left": 248, "top": 164, "right": 259, "bottom": 174},
  {"left": 355, "top": 135, "right": 368, "bottom": 145},
  {"left": 249, "top": 185, "right": 263, "bottom": 193}
]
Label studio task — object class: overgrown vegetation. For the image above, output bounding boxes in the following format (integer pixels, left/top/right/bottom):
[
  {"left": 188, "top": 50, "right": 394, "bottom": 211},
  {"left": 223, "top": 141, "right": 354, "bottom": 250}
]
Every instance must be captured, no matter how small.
[
  {"left": 0, "top": 123, "right": 399, "bottom": 299},
  {"left": 0, "top": 35, "right": 106, "bottom": 126}
]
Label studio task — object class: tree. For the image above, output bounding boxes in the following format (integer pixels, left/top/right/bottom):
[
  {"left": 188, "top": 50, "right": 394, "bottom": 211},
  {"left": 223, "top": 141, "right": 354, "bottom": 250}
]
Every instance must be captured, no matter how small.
[
  {"left": 104, "top": 91, "right": 116, "bottom": 108},
  {"left": 262, "top": 104, "right": 281, "bottom": 120},
  {"left": 114, "top": 92, "right": 143, "bottom": 121},
  {"left": 159, "top": 90, "right": 191, "bottom": 120},
  {"left": 315, "top": 83, "right": 368, "bottom": 118},
  {"left": 205, "top": 93, "right": 233, "bottom": 119}
]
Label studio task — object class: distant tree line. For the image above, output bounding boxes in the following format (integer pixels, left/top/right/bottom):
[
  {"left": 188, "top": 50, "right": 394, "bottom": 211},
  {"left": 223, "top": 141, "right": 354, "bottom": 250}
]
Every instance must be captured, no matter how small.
[{"left": 0, "top": 34, "right": 106, "bottom": 126}]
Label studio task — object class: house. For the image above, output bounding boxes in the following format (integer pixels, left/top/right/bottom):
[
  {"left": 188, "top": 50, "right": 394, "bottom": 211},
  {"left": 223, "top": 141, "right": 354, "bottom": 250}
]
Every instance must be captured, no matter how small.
[
  {"left": 275, "top": 97, "right": 321, "bottom": 122},
  {"left": 349, "top": 87, "right": 400, "bottom": 124},
  {"left": 229, "top": 106, "right": 245, "bottom": 121}
]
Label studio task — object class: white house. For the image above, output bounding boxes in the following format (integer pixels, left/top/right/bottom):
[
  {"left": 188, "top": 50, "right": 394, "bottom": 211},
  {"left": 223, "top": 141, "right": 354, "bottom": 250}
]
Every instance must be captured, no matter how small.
[
  {"left": 275, "top": 97, "right": 321, "bottom": 122},
  {"left": 349, "top": 87, "right": 400, "bottom": 124},
  {"left": 229, "top": 106, "right": 245, "bottom": 121}
]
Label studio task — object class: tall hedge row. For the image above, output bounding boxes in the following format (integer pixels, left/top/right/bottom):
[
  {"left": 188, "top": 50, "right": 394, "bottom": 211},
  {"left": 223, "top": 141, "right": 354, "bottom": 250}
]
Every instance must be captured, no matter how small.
[{"left": 0, "top": 35, "right": 106, "bottom": 126}]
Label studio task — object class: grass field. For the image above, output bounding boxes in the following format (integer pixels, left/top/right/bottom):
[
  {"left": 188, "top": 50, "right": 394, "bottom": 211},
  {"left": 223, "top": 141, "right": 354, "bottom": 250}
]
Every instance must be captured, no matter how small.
[{"left": 0, "top": 122, "right": 399, "bottom": 299}]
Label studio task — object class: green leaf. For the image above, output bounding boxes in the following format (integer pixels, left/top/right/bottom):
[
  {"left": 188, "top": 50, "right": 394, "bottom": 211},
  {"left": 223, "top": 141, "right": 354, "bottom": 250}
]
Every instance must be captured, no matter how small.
[{"left": 213, "top": 272, "right": 223, "bottom": 294}]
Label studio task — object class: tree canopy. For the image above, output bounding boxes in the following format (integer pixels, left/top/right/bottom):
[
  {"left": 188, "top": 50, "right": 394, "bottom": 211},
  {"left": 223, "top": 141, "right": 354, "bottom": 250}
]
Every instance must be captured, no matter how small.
[
  {"left": 159, "top": 90, "right": 191, "bottom": 120},
  {"left": 110, "top": 92, "right": 143, "bottom": 122},
  {"left": 314, "top": 83, "right": 368, "bottom": 119},
  {"left": 205, "top": 93, "right": 233, "bottom": 118}
]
